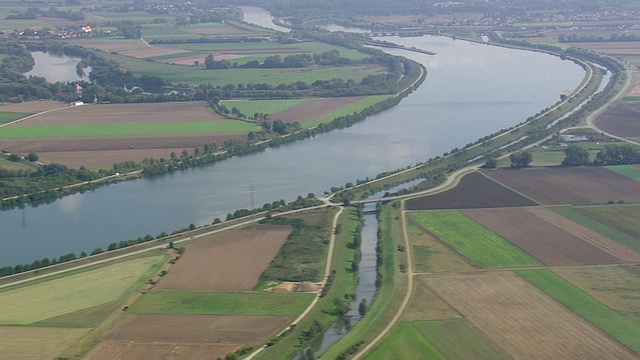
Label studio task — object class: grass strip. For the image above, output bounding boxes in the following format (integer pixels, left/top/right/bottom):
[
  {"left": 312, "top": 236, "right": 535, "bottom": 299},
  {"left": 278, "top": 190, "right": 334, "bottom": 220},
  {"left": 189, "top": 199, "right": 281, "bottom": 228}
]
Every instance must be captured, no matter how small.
[
  {"left": 412, "top": 319, "right": 510, "bottom": 360},
  {"left": 551, "top": 206, "right": 640, "bottom": 253},
  {"left": 412, "top": 211, "right": 541, "bottom": 268},
  {"left": 128, "top": 290, "right": 314, "bottom": 316},
  {"left": 365, "top": 322, "right": 445, "bottom": 360},
  {"left": 0, "top": 121, "right": 258, "bottom": 138},
  {"left": 517, "top": 268, "right": 640, "bottom": 354},
  {"left": 606, "top": 165, "right": 640, "bottom": 182},
  {"left": 0, "top": 111, "right": 30, "bottom": 124}
]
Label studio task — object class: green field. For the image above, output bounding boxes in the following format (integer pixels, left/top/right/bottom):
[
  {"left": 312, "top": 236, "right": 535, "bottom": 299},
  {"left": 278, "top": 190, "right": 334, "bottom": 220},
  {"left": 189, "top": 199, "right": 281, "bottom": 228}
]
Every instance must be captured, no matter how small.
[
  {"left": 101, "top": 52, "right": 384, "bottom": 86},
  {"left": 573, "top": 204, "right": 640, "bottom": 241},
  {"left": 0, "top": 256, "right": 163, "bottom": 325},
  {"left": 412, "top": 319, "right": 510, "bottom": 360},
  {"left": 365, "top": 322, "right": 445, "bottom": 360},
  {"left": 128, "top": 290, "right": 314, "bottom": 316},
  {"left": 0, "top": 111, "right": 30, "bottom": 124},
  {"left": 551, "top": 206, "right": 640, "bottom": 253},
  {"left": 221, "top": 98, "right": 310, "bottom": 116},
  {"left": 0, "top": 155, "right": 39, "bottom": 171},
  {"left": 302, "top": 95, "right": 390, "bottom": 128},
  {"left": 607, "top": 165, "right": 640, "bottom": 181},
  {"left": 517, "top": 268, "right": 640, "bottom": 354},
  {"left": 412, "top": 211, "right": 541, "bottom": 268},
  {"left": 0, "top": 121, "right": 258, "bottom": 138}
]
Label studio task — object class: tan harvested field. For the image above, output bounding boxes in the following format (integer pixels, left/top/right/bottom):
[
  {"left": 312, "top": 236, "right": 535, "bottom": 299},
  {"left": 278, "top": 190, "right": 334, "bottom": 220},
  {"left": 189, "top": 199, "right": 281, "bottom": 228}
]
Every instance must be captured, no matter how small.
[
  {"left": 156, "top": 225, "right": 290, "bottom": 291},
  {"left": 484, "top": 167, "right": 640, "bottom": 205},
  {"left": 84, "top": 314, "right": 292, "bottom": 360},
  {"left": 271, "top": 96, "right": 367, "bottom": 123},
  {"left": 71, "top": 39, "right": 186, "bottom": 58},
  {"left": 565, "top": 41, "right": 640, "bottom": 56},
  {"left": 629, "top": 71, "right": 640, "bottom": 96},
  {"left": 425, "top": 271, "right": 638, "bottom": 360},
  {"left": 0, "top": 100, "right": 66, "bottom": 113},
  {"left": 14, "top": 102, "right": 224, "bottom": 126},
  {"left": 84, "top": 341, "right": 237, "bottom": 360},
  {"left": 595, "top": 102, "right": 640, "bottom": 142},
  {"left": 0, "top": 327, "right": 88, "bottom": 360},
  {"left": 554, "top": 265, "right": 640, "bottom": 313},
  {"left": 406, "top": 171, "right": 538, "bottom": 210},
  {"left": 463, "top": 207, "right": 640, "bottom": 266},
  {"left": 402, "top": 275, "right": 460, "bottom": 321}
]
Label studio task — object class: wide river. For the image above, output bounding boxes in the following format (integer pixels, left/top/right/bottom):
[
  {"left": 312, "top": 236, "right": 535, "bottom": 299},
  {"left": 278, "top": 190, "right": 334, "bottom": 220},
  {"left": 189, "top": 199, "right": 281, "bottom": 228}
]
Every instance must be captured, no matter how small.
[{"left": 1, "top": 36, "right": 584, "bottom": 267}]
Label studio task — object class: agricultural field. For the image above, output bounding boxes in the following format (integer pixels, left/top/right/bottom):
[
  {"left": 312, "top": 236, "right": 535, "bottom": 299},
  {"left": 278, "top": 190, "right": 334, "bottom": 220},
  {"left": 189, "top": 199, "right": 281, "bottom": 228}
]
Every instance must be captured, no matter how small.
[
  {"left": 405, "top": 172, "right": 537, "bottom": 211},
  {"left": 553, "top": 265, "right": 640, "bottom": 322},
  {"left": 483, "top": 167, "right": 640, "bottom": 205},
  {"left": 405, "top": 215, "right": 474, "bottom": 273},
  {"left": 411, "top": 211, "right": 541, "bottom": 268},
  {"left": 395, "top": 163, "right": 640, "bottom": 359},
  {"left": 222, "top": 95, "right": 389, "bottom": 127},
  {"left": 128, "top": 291, "right": 314, "bottom": 316},
  {"left": 594, "top": 101, "right": 640, "bottom": 143},
  {"left": 517, "top": 269, "right": 640, "bottom": 354},
  {"left": 84, "top": 314, "right": 293, "bottom": 360},
  {"left": 0, "top": 254, "right": 164, "bottom": 359},
  {"left": 154, "top": 225, "right": 291, "bottom": 291},
  {"left": 607, "top": 165, "right": 640, "bottom": 181},
  {"left": 463, "top": 207, "right": 640, "bottom": 266},
  {"left": 571, "top": 203, "right": 640, "bottom": 241},
  {"left": 424, "top": 271, "right": 637, "bottom": 359},
  {"left": 0, "top": 255, "right": 163, "bottom": 325},
  {"left": 0, "top": 101, "right": 255, "bottom": 168}
]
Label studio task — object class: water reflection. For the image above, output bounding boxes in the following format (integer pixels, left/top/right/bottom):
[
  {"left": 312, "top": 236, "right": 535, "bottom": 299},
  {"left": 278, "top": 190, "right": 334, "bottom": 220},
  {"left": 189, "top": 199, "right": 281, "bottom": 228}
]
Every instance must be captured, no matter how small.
[{"left": 25, "top": 52, "right": 88, "bottom": 83}]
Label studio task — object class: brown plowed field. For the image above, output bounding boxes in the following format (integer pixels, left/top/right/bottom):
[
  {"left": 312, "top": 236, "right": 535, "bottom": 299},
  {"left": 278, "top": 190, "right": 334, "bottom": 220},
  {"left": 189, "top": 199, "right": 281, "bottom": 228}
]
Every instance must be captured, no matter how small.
[
  {"left": 425, "top": 271, "right": 638, "bottom": 360},
  {"left": 14, "top": 102, "right": 224, "bottom": 126},
  {"left": 484, "top": 167, "right": 640, "bottom": 205},
  {"left": 463, "top": 207, "right": 634, "bottom": 266},
  {"left": 4, "top": 134, "right": 241, "bottom": 168},
  {"left": 405, "top": 172, "right": 537, "bottom": 211},
  {"left": 271, "top": 96, "right": 367, "bottom": 123},
  {"left": 84, "top": 314, "right": 292, "bottom": 360},
  {"left": 594, "top": 102, "right": 640, "bottom": 142},
  {"left": 156, "top": 225, "right": 290, "bottom": 291},
  {"left": 0, "top": 100, "right": 66, "bottom": 113},
  {"left": 71, "top": 39, "right": 186, "bottom": 58}
]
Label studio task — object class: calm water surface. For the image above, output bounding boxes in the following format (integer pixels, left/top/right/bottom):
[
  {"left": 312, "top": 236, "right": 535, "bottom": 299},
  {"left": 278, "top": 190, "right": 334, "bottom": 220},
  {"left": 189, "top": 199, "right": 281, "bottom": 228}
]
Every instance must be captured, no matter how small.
[
  {"left": 1, "top": 36, "right": 584, "bottom": 267},
  {"left": 24, "top": 52, "right": 88, "bottom": 83}
]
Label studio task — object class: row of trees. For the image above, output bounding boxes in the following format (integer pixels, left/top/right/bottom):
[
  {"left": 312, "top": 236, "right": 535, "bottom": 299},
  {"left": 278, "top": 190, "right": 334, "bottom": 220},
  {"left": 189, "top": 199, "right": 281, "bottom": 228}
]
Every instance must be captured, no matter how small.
[
  {"left": 204, "top": 49, "right": 356, "bottom": 70},
  {"left": 563, "top": 144, "right": 640, "bottom": 166}
]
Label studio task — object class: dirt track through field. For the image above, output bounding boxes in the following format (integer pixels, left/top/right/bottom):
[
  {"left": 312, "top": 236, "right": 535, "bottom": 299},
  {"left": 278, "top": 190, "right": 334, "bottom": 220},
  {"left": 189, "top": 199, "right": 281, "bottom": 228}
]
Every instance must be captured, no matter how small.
[
  {"left": 156, "top": 225, "right": 290, "bottom": 291},
  {"left": 425, "top": 271, "right": 638, "bottom": 360}
]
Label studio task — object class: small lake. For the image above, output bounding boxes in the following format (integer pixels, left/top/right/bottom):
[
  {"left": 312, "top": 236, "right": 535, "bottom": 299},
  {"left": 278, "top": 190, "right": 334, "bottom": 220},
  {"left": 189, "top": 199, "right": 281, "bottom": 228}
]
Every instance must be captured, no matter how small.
[{"left": 24, "top": 52, "right": 89, "bottom": 83}]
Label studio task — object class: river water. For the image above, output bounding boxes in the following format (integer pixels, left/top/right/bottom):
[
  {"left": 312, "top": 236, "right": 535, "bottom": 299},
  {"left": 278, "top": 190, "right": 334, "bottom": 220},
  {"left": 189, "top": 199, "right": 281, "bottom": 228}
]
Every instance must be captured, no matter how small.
[{"left": 1, "top": 32, "right": 584, "bottom": 267}]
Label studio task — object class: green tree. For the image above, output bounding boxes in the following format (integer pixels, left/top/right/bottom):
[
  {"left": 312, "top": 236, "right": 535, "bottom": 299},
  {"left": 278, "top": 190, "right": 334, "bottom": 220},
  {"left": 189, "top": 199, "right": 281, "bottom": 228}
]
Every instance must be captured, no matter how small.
[
  {"left": 509, "top": 151, "right": 532, "bottom": 168},
  {"left": 26, "top": 152, "right": 38, "bottom": 162},
  {"left": 561, "top": 145, "right": 590, "bottom": 166}
]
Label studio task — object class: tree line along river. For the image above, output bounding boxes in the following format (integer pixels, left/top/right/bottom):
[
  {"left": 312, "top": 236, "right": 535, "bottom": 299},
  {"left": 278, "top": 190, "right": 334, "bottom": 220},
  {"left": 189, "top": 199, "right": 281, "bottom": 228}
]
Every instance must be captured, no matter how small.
[{"left": 0, "top": 29, "right": 585, "bottom": 268}]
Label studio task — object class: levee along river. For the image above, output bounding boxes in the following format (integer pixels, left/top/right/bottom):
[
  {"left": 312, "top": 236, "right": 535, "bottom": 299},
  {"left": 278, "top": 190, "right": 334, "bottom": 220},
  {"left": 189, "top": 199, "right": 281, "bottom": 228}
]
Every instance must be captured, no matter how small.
[{"left": 0, "top": 36, "right": 585, "bottom": 267}]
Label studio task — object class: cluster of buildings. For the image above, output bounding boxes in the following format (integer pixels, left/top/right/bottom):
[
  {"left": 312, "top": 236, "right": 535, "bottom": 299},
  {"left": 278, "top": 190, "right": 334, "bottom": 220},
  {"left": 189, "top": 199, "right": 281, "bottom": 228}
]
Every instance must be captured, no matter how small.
[{"left": 2, "top": 25, "right": 94, "bottom": 40}]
